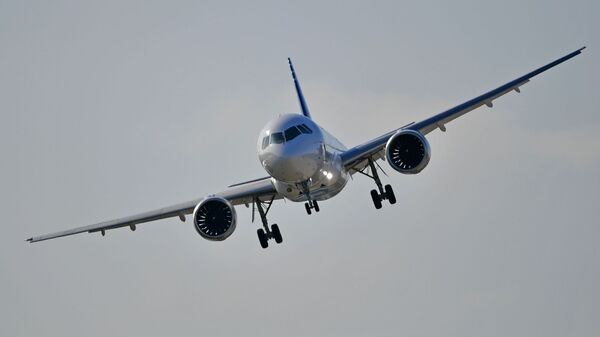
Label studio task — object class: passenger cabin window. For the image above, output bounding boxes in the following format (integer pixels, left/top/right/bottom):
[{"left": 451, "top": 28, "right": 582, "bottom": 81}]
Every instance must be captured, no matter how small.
[
  {"left": 270, "top": 132, "right": 285, "bottom": 144},
  {"left": 284, "top": 126, "right": 301, "bottom": 141},
  {"left": 261, "top": 136, "right": 269, "bottom": 149}
]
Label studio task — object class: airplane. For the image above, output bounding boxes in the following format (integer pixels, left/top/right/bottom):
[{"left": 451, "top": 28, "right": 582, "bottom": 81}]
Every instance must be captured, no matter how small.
[{"left": 27, "top": 47, "right": 585, "bottom": 248}]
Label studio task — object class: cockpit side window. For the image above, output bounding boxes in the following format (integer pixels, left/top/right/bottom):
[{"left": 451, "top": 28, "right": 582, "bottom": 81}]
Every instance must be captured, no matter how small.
[
  {"left": 261, "top": 136, "right": 269, "bottom": 149},
  {"left": 298, "top": 124, "right": 313, "bottom": 134},
  {"left": 270, "top": 132, "right": 285, "bottom": 144},
  {"left": 284, "top": 126, "right": 301, "bottom": 141}
]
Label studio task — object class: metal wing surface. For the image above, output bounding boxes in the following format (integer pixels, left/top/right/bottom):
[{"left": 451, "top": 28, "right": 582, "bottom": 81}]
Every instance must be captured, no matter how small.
[
  {"left": 27, "top": 177, "right": 279, "bottom": 243},
  {"left": 340, "top": 47, "right": 585, "bottom": 172}
]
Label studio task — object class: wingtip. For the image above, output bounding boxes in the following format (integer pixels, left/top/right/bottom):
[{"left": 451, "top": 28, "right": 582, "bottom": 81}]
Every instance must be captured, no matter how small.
[
  {"left": 579, "top": 46, "right": 587, "bottom": 52},
  {"left": 26, "top": 237, "right": 33, "bottom": 243}
]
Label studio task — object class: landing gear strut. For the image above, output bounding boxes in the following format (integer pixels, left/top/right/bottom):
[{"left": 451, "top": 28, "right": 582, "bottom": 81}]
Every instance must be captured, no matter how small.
[
  {"left": 354, "top": 158, "right": 396, "bottom": 209},
  {"left": 299, "top": 181, "right": 320, "bottom": 215},
  {"left": 253, "top": 195, "right": 282, "bottom": 249}
]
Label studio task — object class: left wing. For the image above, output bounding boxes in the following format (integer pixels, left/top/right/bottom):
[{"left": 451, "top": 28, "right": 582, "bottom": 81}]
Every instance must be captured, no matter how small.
[
  {"left": 341, "top": 47, "right": 585, "bottom": 171},
  {"left": 27, "top": 177, "right": 280, "bottom": 243}
]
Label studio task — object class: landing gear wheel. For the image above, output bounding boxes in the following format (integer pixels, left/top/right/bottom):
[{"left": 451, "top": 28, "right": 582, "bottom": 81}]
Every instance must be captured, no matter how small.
[
  {"left": 313, "top": 200, "right": 320, "bottom": 212},
  {"left": 305, "top": 202, "right": 312, "bottom": 215},
  {"left": 371, "top": 189, "right": 382, "bottom": 209},
  {"left": 385, "top": 184, "right": 396, "bottom": 204},
  {"left": 271, "top": 224, "right": 283, "bottom": 244},
  {"left": 257, "top": 228, "right": 268, "bottom": 249}
]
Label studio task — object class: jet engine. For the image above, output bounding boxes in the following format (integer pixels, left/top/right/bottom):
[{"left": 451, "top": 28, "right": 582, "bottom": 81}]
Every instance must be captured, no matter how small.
[
  {"left": 385, "top": 129, "right": 431, "bottom": 174},
  {"left": 192, "top": 197, "right": 237, "bottom": 241}
]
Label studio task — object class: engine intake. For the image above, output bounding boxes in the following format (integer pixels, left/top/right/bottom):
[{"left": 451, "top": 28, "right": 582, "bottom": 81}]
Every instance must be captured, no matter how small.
[
  {"left": 385, "top": 130, "right": 431, "bottom": 174},
  {"left": 192, "top": 197, "right": 237, "bottom": 241}
]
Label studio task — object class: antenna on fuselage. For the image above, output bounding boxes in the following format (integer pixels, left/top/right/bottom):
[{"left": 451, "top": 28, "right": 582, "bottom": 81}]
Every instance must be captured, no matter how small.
[{"left": 288, "top": 58, "right": 312, "bottom": 119}]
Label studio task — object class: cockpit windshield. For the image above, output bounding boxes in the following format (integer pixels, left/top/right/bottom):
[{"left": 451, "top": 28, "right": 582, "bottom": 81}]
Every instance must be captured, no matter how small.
[
  {"left": 262, "top": 124, "right": 314, "bottom": 149},
  {"left": 270, "top": 132, "right": 285, "bottom": 144},
  {"left": 284, "top": 126, "right": 301, "bottom": 141},
  {"left": 297, "top": 124, "right": 313, "bottom": 134}
]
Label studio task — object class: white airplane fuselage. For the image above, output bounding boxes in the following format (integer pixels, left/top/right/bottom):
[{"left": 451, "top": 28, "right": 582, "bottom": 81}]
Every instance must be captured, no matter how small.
[{"left": 257, "top": 113, "right": 349, "bottom": 202}]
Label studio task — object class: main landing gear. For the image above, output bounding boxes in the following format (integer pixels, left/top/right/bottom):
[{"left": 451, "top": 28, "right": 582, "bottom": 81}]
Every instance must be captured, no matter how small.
[
  {"left": 253, "top": 196, "right": 282, "bottom": 249},
  {"left": 354, "top": 158, "right": 396, "bottom": 209}
]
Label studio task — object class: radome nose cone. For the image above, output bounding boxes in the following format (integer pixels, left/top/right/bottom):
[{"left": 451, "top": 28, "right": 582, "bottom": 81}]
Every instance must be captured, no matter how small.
[
  {"left": 270, "top": 156, "right": 319, "bottom": 183},
  {"left": 261, "top": 142, "right": 322, "bottom": 183}
]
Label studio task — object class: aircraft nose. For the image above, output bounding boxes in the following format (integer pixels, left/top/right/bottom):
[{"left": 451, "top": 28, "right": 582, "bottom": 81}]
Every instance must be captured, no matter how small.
[{"left": 262, "top": 142, "right": 323, "bottom": 183}]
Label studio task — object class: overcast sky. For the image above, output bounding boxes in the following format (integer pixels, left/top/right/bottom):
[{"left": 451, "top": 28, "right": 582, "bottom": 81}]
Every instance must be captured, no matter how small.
[{"left": 1, "top": 1, "right": 599, "bottom": 336}]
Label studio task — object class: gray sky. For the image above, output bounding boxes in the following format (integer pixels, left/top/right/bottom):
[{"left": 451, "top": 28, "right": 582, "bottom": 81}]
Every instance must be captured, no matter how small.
[{"left": 1, "top": 1, "right": 599, "bottom": 336}]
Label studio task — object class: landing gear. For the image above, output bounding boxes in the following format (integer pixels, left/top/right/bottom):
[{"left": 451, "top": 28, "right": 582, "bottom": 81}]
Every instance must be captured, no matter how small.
[
  {"left": 355, "top": 158, "right": 396, "bottom": 209},
  {"left": 304, "top": 200, "right": 319, "bottom": 215},
  {"left": 370, "top": 189, "right": 382, "bottom": 209},
  {"left": 385, "top": 184, "right": 396, "bottom": 204},
  {"left": 271, "top": 224, "right": 283, "bottom": 244},
  {"left": 253, "top": 196, "right": 282, "bottom": 249},
  {"left": 300, "top": 181, "right": 320, "bottom": 215},
  {"left": 305, "top": 202, "right": 312, "bottom": 215},
  {"left": 370, "top": 184, "right": 396, "bottom": 209},
  {"left": 257, "top": 228, "right": 268, "bottom": 248}
]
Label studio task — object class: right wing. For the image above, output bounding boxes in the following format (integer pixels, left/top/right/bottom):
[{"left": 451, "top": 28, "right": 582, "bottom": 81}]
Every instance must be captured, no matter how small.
[
  {"left": 26, "top": 177, "right": 280, "bottom": 243},
  {"left": 340, "top": 47, "right": 586, "bottom": 171}
]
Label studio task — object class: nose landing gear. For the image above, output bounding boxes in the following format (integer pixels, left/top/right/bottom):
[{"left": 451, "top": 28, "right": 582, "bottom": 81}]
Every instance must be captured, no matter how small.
[
  {"left": 299, "top": 181, "right": 320, "bottom": 215},
  {"left": 253, "top": 196, "right": 282, "bottom": 249},
  {"left": 304, "top": 200, "right": 319, "bottom": 215}
]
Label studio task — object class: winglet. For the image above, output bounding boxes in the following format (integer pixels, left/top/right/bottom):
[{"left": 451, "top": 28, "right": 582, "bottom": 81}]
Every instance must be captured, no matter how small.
[{"left": 288, "top": 58, "right": 312, "bottom": 119}]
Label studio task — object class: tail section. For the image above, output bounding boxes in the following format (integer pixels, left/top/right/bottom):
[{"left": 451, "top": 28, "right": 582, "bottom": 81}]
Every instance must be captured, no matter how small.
[{"left": 288, "top": 58, "right": 312, "bottom": 119}]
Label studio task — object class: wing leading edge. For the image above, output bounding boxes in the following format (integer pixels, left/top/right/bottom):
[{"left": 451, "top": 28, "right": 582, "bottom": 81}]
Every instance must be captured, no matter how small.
[
  {"left": 340, "top": 47, "right": 586, "bottom": 170},
  {"left": 27, "top": 177, "right": 279, "bottom": 243}
]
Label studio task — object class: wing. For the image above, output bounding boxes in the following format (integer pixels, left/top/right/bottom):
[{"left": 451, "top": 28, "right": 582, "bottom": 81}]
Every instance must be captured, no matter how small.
[
  {"left": 26, "top": 177, "right": 279, "bottom": 243},
  {"left": 340, "top": 47, "right": 586, "bottom": 171}
]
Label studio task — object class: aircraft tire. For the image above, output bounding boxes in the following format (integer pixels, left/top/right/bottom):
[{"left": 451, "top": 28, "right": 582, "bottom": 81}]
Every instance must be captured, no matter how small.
[
  {"left": 257, "top": 228, "right": 268, "bottom": 249},
  {"left": 385, "top": 184, "right": 396, "bottom": 204},
  {"left": 271, "top": 224, "right": 283, "bottom": 244},
  {"left": 371, "top": 189, "right": 382, "bottom": 209}
]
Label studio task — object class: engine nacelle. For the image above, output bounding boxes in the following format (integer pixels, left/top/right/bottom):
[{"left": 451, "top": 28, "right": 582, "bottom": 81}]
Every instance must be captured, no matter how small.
[
  {"left": 385, "top": 129, "right": 431, "bottom": 174},
  {"left": 192, "top": 196, "right": 237, "bottom": 241}
]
